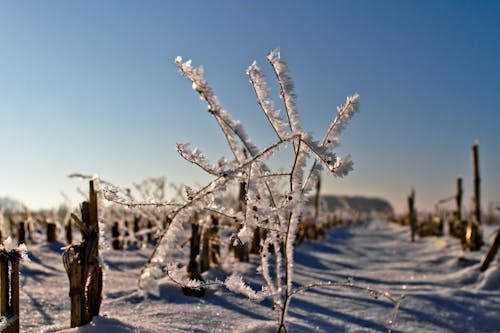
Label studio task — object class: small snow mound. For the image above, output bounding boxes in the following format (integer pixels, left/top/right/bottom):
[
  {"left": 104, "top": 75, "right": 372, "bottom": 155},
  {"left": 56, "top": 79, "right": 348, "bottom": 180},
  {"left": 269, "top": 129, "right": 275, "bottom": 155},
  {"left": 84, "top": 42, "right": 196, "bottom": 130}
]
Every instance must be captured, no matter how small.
[
  {"left": 240, "top": 320, "right": 277, "bottom": 333},
  {"left": 477, "top": 263, "right": 500, "bottom": 291},
  {"left": 55, "top": 316, "right": 140, "bottom": 332}
]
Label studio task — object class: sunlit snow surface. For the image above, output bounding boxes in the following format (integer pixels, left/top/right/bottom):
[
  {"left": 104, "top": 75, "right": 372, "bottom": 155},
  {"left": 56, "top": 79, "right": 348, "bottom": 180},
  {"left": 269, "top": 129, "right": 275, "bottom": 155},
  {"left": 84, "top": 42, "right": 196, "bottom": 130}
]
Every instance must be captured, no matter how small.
[{"left": 19, "top": 220, "right": 499, "bottom": 332}]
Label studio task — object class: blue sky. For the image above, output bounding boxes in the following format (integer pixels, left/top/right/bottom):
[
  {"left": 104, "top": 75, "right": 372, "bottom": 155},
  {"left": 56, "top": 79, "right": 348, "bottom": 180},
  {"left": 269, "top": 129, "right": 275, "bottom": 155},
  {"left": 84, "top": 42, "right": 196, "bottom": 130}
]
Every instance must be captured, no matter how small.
[{"left": 1, "top": 1, "right": 499, "bottom": 213}]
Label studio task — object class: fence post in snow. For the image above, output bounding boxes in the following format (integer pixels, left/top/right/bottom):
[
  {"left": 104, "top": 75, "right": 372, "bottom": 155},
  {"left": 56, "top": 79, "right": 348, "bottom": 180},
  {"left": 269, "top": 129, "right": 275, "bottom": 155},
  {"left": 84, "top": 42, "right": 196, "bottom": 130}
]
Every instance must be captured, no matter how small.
[
  {"left": 46, "top": 222, "right": 57, "bottom": 243},
  {"left": 478, "top": 227, "right": 500, "bottom": 272},
  {"left": 183, "top": 213, "right": 205, "bottom": 297},
  {"left": 63, "top": 180, "right": 103, "bottom": 327},
  {"left": 0, "top": 245, "right": 22, "bottom": 332},
  {"left": 65, "top": 219, "right": 73, "bottom": 245},
  {"left": 234, "top": 181, "right": 249, "bottom": 262},
  {"left": 408, "top": 189, "right": 417, "bottom": 242},
  {"left": 16, "top": 223, "right": 25, "bottom": 246},
  {"left": 455, "top": 177, "right": 463, "bottom": 221},
  {"left": 465, "top": 142, "right": 484, "bottom": 251}
]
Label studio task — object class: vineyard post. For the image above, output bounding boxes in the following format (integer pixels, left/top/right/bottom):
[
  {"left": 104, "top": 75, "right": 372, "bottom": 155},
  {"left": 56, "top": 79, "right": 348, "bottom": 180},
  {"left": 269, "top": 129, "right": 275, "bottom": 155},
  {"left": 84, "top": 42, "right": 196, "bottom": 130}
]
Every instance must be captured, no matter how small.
[
  {"left": 234, "top": 181, "right": 249, "bottom": 262},
  {"left": 200, "top": 215, "right": 221, "bottom": 272},
  {"left": 17, "top": 222, "right": 25, "bottom": 245},
  {"left": 0, "top": 257, "right": 8, "bottom": 323},
  {"left": 86, "top": 180, "right": 102, "bottom": 319},
  {"left": 408, "top": 189, "right": 417, "bottom": 242},
  {"left": 65, "top": 219, "right": 73, "bottom": 245},
  {"left": 478, "top": 227, "right": 500, "bottom": 272},
  {"left": 0, "top": 251, "right": 21, "bottom": 332},
  {"left": 64, "top": 180, "right": 103, "bottom": 327},
  {"left": 455, "top": 177, "right": 463, "bottom": 221},
  {"left": 466, "top": 143, "right": 484, "bottom": 251},
  {"left": 111, "top": 221, "right": 122, "bottom": 250},
  {"left": 183, "top": 213, "right": 205, "bottom": 297},
  {"left": 46, "top": 222, "right": 57, "bottom": 243},
  {"left": 472, "top": 143, "right": 481, "bottom": 225},
  {"left": 10, "top": 259, "right": 19, "bottom": 333}
]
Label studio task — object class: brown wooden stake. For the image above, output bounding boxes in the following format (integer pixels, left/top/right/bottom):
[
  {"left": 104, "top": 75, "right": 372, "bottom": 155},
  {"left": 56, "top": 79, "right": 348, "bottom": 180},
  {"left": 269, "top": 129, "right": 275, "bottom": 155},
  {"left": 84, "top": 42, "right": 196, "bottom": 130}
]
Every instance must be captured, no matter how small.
[
  {"left": 17, "top": 222, "right": 25, "bottom": 245},
  {"left": 408, "top": 189, "right": 417, "bottom": 242},
  {"left": 234, "top": 181, "right": 249, "bottom": 262},
  {"left": 47, "top": 222, "right": 57, "bottom": 243},
  {"left": 466, "top": 143, "right": 484, "bottom": 251},
  {"left": 478, "top": 227, "right": 500, "bottom": 272},
  {"left": 314, "top": 175, "right": 321, "bottom": 222},
  {"left": 183, "top": 213, "right": 205, "bottom": 297},
  {"left": 10, "top": 259, "right": 20, "bottom": 333},
  {"left": 0, "top": 258, "right": 8, "bottom": 319},
  {"left": 86, "top": 180, "right": 103, "bottom": 320},
  {"left": 68, "top": 256, "right": 83, "bottom": 328},
  {"left": 210, "top": 216, "right": 220, "bottom": 265},
  {"left": 455, "top": 177, "right": 463, "bottom": 221},
  {"left": 64, "top": 180, "right": 103, "bottom": 328},
  {"left": 200, "top": 225, "right": 210, "bottom": 273},
  {"left": 472, "top": 143, "right": 481, "bottom": 225},
  {"left": 111, "top": 222, "right": 122, "bottom": 250},
  {"left": 65, "top": 219, "right": 73, "bottom": 245}
]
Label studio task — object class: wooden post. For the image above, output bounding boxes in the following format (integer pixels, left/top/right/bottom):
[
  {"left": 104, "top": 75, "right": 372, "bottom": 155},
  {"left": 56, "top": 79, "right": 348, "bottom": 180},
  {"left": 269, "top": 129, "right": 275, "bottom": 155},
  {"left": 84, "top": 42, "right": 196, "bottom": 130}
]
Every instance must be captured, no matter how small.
[
  {"left": 314, "top": 175, "right": 321, "bottom": 222},
  {"left": 63, "top": 180, "right": 103, "bottom": 328},
  {"left": 0, "top": 254, "right": 20, "bottom": 333},
  {"left": 455, "top": 177, "right": 463, "bottom": 221},
  {"left": 10, "top": 259, "right": 20, "bottom": 333},
  {"left": 65, "top": 219, "right": 73, "bottom": 245},
  {"left": 86, "top": 180, "right": 102, "bottom": 319},
  {"left": 466, "top": 143, "right": 484, "bottom": 251},
  {"left": 133, "top": 215, "right": 142, "bottom": 245},
  {"left": 210, "top": 216, "right": 220, "bottom": 265},
  {"left": 0, "top": 258, "right": 8, "bottom": 320},
  {"left": 478, "top": 227, "right": 500, "bottom": 272},
  {"left": 472, "top": 143, "right": 481, "bottom": 225},
  {"left": 408, "top": 189, "right": 417, "bottom": 242},
  {"left": 147, "top": 220, "right": 153, "bottom": 244},
  {"left": 67, "top": 254, "right": 83, "bottom": 328},
  {"left": 200, "top": 216, "right": 220, "bottom": 272},
  {"left": 200, "top": 225, "right": 210, "bottom": 273},
  {"left": 46, "top": 222, "right": 57, "bottom": 243},
  {"left": 111, "top": 222, "right": 122, "bottom": 250},
  {"left": 234, "top": 182, "right": 249, "bottom": 262},
  {"left": 17, "top": 222, "right": 25, "bottom": 245},
  {"left": 183, "top": 213, "right": 205, "bottom": 297}
]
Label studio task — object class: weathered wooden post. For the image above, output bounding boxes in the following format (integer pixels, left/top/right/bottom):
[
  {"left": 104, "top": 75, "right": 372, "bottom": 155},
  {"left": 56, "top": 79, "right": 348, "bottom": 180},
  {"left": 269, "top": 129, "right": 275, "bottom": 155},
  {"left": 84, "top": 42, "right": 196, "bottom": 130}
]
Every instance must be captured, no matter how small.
[
  {"left": 472, "top": 143, "right": 481, "bottom": 226},
  {"left": 111, "top": 221, "right": 122, "bottom": 250},
  {"left": 455, "top": 177, "right": 463, "bottom": 221},
  {"left": 200, "top": 215, "right": 220, "bottom": 273},
  {"left": 65, "top": 219, "right": 73, "bottom": 245},
  {"left": 408, "top": 189, "right": 417, "bottom": 242},
  {"left": 133, "top": 215, "right": 142, "bottom": 245},
  {"left": 478, "top": 227, "right": 500, "bottom": 272},
  {"left": 182, "top": 213, "right": 205, "bottom": 297},
  {"left": 234, "top": 181, "right": 249, "bottom": 262},
  {"left": 0, "top": 257, "right": 9, "bottom": 327},
  {"left": 0, "top": 239, "right": 25, "bottom": 333},
  {"left": 466, "top": 142, "right": 484, "bottom": 251},
  {"left": 63, "top": 180, "right": 103, "bottom": 328},
  {"left": 46, "top": 222, "right": 57, "bottom": 243},
  {"left": 16, "top": 222, "right": 25, "bottom": 245}
]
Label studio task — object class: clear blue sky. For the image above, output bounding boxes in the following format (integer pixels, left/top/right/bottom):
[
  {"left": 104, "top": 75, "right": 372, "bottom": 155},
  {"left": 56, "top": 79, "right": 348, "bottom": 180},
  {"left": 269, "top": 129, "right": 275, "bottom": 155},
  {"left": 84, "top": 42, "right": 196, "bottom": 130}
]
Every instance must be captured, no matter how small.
[{"left": 1, "top": 0, "right": 499, "bottom": 213}]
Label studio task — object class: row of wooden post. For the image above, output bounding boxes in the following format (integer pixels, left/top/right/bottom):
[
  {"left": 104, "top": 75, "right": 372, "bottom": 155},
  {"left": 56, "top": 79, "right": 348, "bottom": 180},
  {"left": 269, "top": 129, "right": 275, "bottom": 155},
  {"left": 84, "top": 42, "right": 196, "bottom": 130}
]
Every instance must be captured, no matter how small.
[{"left": 406, "top": 142, "right": 499, "bottom": 272}]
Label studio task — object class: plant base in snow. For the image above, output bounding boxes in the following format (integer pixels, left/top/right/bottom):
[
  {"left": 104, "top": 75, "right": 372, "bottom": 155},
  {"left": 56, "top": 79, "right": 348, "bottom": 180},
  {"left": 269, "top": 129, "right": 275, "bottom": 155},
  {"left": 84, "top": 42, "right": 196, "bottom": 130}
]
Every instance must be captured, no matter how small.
[
  {"left": 0, "top": 237, "right": 28, "bottom": 333},
  {"left": 62, "top": 181, "right": 103, "bottom": 328}
]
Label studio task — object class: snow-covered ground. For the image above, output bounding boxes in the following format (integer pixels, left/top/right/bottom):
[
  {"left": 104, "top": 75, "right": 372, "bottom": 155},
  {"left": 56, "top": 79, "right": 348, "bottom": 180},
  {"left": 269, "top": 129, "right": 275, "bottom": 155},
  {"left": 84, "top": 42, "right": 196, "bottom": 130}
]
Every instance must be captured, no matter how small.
[{"left": 18, "top": 219, "right": 500, "bottom": 332}]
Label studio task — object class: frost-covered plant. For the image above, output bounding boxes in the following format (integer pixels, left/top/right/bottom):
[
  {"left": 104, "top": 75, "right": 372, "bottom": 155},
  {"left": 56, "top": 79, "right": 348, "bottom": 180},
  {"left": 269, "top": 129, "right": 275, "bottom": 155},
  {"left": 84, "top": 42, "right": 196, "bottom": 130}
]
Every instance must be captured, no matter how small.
[{"left": 102, "top": 50, "right": 402, "bottom": 332}]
